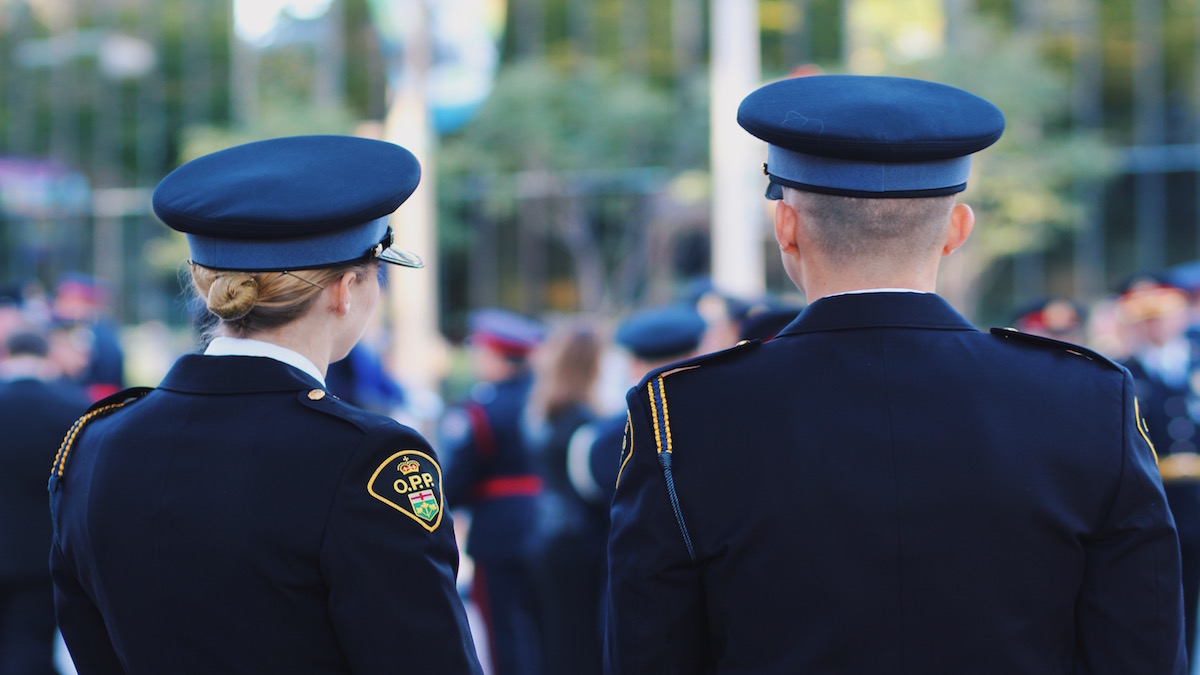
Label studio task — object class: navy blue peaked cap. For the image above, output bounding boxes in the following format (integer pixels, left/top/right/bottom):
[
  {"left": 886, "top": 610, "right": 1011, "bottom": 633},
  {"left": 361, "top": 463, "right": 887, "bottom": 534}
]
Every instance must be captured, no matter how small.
[
  {"left": 153, "top": 135, "right": 424, "bottom": 271},
  {"left": 616, "top": 304, "right": 707, "bottom": 360},
  {"left": 737, "top": 75, "right": 1005, "bottom": 199}
]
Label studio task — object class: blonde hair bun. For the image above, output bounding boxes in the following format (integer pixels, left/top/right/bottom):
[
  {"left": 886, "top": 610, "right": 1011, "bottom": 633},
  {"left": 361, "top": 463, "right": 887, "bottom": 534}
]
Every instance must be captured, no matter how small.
[{"left": 207, "top": 273, "right": 259, "bottom": 320}]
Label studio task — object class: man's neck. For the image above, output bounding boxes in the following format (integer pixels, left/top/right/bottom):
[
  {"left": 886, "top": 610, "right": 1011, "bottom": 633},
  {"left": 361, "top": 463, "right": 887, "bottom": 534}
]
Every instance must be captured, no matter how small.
[{"left": 802, "top": 275, "right": 938, "bottom": 302}]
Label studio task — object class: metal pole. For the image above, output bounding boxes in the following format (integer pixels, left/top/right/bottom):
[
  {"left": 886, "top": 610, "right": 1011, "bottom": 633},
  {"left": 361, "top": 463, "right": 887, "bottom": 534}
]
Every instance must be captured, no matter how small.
[
  {"left": 313, "top": 0, "right": 346, "bottom": 111},
  {"left": 709, "top": 0, "right": 764, "bottom": 299},
  {"left": 384, "top": 0, "right": 442, "bottom": 427},
  {"left": 184, "top": 2, "right": 214, "bottom": 127},
  {"left": 230, "top": 2, "right": 259, "bottom": 127},
  {"left": 1072, "top": 0, "right": 1105, "bottom": 298}
]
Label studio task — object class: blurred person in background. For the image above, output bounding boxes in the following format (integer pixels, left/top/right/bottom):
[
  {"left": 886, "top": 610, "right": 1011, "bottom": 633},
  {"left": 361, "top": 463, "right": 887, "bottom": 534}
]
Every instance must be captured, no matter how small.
[
  {"left": 1113, "top": 272, "right": 1200, "bottom": 659},
  {"left": 1009, "top": 296, "right": 1088, "bottom": 344},
  {"left": 690, "top": 285, "right": 749, "bottom": 356},
  {"left": 326, "top": 319, "right": 446, "bottom": 437},
  {"left": 0, "top": 284, "right": 28, "bottom": 356},
  {"left": 440, "top": 308, "right": 546, "bottom": 675},
  {"left": 523, "top": 319, "right": 604, "bottom": 675},
  {"left": 568, "top": 304, "right": 708, "bottom": 520},
  {"left": 0, "top": 327, "right": 90, "bottom": 675},
  {"left": 736, "top": 298, "right": 805, "bottom": 343},
  {"left": 48, "top": 135, "right": 482, "bottom": 674},
  {"left": 326, "top": 342, "right": 408, "bottom": 414},
  {"left": 50, "top": 274, "right": 125, "bottom": 402}
]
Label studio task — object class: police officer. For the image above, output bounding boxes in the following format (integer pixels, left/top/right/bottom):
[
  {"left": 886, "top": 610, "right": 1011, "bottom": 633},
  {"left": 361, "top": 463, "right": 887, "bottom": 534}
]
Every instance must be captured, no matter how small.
[
  {"left": 736, "top": 298, "right": 805, "bottom": 343},
  {"left": 0, "top": 329, "right": 90, "bottom": 675},
  {"left": 605, "top": 75, "right": 1186, "bottom": 673},
  {"left": 440, "top": 308, "right": 545, "bottom": 675},
  {"left": 1009, "top": 296, "right": 1088, "bottom": 344},
  {"left": 49, "top": 135, "right": 483, "bottom": 674},
  {"left": 1113, "top": 273, "right": 1200, "bottom": 658},
  {"left": 568, "top": 303, "right": 708, "bottom": 511}
]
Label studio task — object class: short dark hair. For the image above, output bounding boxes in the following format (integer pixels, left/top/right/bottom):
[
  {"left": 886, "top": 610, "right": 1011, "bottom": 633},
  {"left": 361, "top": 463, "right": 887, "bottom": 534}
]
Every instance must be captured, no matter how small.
[{"left": 783, "top": 188, "right": 955, "bottom": 264}]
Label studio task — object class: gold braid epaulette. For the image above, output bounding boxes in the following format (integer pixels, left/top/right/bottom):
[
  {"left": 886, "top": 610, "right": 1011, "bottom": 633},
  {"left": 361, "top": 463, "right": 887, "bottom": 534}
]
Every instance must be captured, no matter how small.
[{"left": 51, "top": 387, "right": 153, "bottom": 479}]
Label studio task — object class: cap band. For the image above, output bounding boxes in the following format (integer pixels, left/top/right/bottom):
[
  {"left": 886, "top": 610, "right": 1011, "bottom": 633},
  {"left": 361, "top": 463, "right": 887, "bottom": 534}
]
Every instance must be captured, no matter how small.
[
  {"left": 187, "top": 216, "right": 391, "bottom": 271},
  {"left": 765, "top": 145, "right": 973, "bottom": 199}
]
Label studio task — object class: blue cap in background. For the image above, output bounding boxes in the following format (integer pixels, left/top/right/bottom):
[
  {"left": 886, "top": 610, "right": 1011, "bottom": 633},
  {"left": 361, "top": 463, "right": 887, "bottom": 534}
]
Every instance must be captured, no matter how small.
[{"left": 616, "top": 304, "right": 707, "bottom": 361}]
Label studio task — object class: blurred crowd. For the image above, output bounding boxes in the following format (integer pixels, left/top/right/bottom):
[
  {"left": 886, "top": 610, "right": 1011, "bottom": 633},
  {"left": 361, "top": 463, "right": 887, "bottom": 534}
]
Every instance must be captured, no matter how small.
[{"left": 11, "top": 265, "right": 1200, "bottom": 674}]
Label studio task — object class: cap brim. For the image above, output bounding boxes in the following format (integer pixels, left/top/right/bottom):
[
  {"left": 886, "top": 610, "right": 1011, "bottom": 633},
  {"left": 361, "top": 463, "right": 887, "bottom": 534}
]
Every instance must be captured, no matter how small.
[
  {"left": 765, "top": 180, "right": 784, "bottom": 200},
  {"left": 378, "top": 246, "right": 424, "bottom": 268}
]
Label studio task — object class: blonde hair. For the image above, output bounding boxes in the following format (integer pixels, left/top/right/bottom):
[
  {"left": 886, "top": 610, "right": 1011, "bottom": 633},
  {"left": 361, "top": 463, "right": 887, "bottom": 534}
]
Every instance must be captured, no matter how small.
[{"left": 189, "top": 261, "right": 374, "bottom": 339}]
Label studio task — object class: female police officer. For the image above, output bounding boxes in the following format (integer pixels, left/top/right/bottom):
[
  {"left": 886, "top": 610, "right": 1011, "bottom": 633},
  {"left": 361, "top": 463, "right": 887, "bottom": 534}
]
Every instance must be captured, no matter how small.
[{"left": 48, "top": 135, "right": 483, "bottom": 674}]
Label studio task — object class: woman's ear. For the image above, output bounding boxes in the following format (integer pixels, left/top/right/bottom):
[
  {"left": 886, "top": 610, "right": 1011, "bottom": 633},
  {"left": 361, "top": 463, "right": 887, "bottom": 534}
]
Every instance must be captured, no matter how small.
[{"left": 333, "top": 271, "right": 357, "bottom": 316}]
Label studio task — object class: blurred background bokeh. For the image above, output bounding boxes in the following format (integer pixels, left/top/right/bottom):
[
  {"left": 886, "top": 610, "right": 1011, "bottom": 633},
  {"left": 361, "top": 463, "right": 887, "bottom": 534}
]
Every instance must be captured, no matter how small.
[{"left": 0, "top": 0, "right": 1194, "bottom": 388}]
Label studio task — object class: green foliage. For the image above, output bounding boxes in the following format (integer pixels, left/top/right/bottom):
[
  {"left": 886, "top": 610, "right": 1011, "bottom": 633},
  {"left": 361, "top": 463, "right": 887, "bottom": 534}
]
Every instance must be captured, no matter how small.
[
  {"left": 439, "top": 60, "right": 679, "bottom": 174},
  {"left": 888, "top": 20, "right": 1119, "bottom": 305},
  {"left": 178, "top": 100, "right": 362, "bottom": 163},
  {"left": 437, "top": 59, "right": 689, "bottom": 251}
]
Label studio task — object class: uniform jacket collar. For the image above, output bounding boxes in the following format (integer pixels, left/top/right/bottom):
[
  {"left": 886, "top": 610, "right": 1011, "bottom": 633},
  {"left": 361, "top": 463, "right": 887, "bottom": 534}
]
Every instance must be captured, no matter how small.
[
  {"left": 777, "top": 292, "right": 978, "bottom": 336},
  {"left": 158, "top": 353, "right": 325, "bottom": 395}
]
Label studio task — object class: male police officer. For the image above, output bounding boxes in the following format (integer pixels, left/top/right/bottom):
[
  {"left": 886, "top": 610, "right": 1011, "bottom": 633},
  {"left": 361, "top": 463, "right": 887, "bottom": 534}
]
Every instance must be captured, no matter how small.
[{"left": 605, "top": 75, "right": 1187, "bottom": 674}]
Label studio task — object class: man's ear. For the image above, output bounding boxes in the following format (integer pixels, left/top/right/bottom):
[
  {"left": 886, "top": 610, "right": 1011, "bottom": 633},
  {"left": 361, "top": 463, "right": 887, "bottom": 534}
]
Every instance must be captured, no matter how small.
[
  {"left": 774, "top": 199, "right": 800, "bottom": 255},
  {"left": 942, "top": 203, "right": 975, "bottom": 257}
]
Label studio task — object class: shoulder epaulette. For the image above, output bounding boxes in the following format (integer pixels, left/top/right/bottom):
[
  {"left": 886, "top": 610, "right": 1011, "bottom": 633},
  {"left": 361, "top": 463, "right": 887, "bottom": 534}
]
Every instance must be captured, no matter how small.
[
  {"left": 51, "top": 387, "right": 154, "bottom": 481},
  {"left": 297, "top": 386, "right": 406, "bottom": 436},
  {"left": 635, "top": 338, "right": 761, "bottom": 391},
  {"left": 989, "top": 327, "right": 1122, "bottom": 371}
]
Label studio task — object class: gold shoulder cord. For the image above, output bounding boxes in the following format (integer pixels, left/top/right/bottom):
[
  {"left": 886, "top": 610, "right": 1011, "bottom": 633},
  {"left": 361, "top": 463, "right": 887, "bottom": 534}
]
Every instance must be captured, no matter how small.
[
  {"left": 52, "top": 391, "right": 151, "bottom": 478},
  {"left": 647, "top": 375, "right": 695, "bottom": 561}
]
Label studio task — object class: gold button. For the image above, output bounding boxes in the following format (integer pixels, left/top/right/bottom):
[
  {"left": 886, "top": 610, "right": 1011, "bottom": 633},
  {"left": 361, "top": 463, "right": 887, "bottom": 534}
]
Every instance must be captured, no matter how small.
[
  {"left": 308, "top": 389, "right": 326, "bottom": 401},
  {"left": 736, "top": 339, "right": 750, "bottom": 346}
]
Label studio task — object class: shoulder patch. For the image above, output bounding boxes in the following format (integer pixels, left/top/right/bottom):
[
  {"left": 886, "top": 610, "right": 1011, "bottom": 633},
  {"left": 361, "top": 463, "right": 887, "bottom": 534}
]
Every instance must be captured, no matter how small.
[
  {"left": 367, "top": 450, "right": 445, "bottom": 532},
  {"left": 615, "top": 412, "right": 633, "bottom": 489},
  {"left": 51, "top": 387, "right": 154, "bottom": 482},
  {"left": 989, "top": 327, "right": 1121, "bottom": 371}
]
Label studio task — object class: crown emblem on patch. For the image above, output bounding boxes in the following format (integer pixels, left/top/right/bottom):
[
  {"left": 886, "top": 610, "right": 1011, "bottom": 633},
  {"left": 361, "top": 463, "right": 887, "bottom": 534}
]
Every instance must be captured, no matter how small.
[{"left": 399, "top": 457, "right": 421, "bottom": 475}]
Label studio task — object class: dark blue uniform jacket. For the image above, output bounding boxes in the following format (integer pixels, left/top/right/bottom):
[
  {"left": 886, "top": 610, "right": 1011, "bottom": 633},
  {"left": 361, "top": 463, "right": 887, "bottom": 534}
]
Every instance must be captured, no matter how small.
[
  {"left": 606, "top": 292, "right": 1186, "bottom": 675},
  {"left": 49, "top": 355, "right": 482, "bottom": 675},
  {"left": 0, "top": 377, "right": 88, "bottom": 579},
  {"left": 441, "top": 372, "right": 541, "bottom": 562}
]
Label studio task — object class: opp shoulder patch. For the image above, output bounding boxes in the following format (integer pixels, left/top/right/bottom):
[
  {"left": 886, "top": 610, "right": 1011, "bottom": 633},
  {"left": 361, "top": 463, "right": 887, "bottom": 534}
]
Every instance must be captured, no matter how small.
[{"left": 368, "top": 450, "right": 445, "bottom": 532}]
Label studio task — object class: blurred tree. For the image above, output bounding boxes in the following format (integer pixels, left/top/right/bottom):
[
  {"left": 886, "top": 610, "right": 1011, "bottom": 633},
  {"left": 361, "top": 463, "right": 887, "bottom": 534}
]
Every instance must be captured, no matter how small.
[
  {"left": 442, "top": 12, "right": 1118, "bottom": 322},
  {"left": 437, "top": 59, "right": 704, "bottom": 316},
  {"left": 889, "top": 19, "right": 1118, "bottom": 316}
]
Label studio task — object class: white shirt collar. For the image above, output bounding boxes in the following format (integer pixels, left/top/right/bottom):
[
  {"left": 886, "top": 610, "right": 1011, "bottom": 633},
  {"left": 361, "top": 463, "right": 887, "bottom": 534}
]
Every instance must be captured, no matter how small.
[
  {"left": 826, "top": 288, "right": 929, "bottom": 298},
  {"left": 204, "top": 337, "right": 326, "bottom": 386}
]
